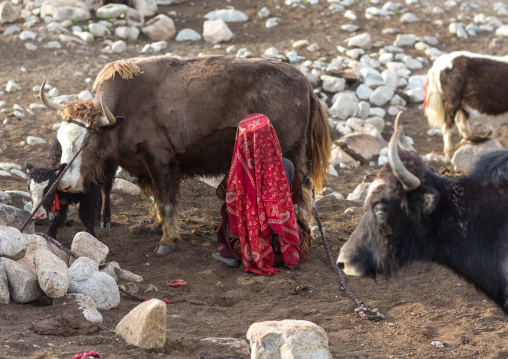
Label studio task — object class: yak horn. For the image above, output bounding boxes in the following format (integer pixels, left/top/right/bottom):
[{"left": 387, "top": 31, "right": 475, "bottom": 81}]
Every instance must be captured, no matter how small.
[
  {"left": 393, "top": 112, "right": 415, "bottom": 152},
  {"left": 99, "top": 96, "right": 116, "bottom": 127},
  {"left": 388, "top": 123, "right": 421, "bottom": 192},
  {"left": 40, "top": 80, "right": 62, "bottom": 112}
]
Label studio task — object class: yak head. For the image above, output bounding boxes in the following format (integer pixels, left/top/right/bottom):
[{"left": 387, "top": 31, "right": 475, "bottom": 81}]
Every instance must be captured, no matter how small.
[
  {"left": 337, "top": 114, "right": 441, "bottom": 278},
  {"left": 25, "top": 163, "right": 60, "bottom": 220},
  {"left": 40, "top": 80, "right": 123, "bottom": 193}
]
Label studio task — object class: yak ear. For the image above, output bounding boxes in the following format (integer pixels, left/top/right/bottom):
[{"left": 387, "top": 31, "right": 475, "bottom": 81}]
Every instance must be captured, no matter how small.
[
  {"left": 25, "top": 162, "right": 34, "bottom": 174},
  {"left": 98, "top": 116, "right": 126, "bottom": 132}
]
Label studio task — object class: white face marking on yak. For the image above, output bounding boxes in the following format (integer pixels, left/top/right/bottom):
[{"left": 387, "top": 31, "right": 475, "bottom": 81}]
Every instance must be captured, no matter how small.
[
  {"left": 366, "top": 179, "right": 385, "bottom": 204},
  {"left": 57, "top": 122, "right": 88, "bottom": 192},
  {"left": 29, "top": 179, "right": 50, "bottom": 219}
]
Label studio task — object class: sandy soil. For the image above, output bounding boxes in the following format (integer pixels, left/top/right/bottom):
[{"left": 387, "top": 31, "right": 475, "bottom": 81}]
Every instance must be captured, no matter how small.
[{"left": 1, "top": 0, "right": 507, "bottom": 358}]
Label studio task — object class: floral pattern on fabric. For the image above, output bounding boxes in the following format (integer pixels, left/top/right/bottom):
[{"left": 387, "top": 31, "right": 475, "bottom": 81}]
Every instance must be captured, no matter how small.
[{"left": 226, "top": 113, "right": 301, "bottom": 275}]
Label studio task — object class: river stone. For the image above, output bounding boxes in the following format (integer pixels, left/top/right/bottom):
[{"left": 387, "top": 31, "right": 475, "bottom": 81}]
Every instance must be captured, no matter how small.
[
  {"left": 330, "top": 146, "right": 359, "bottom": 168},
  {"left": 329, "top": 92, "right": 359, "bottom": 120},
  {"left": 53, "top": 293, "right": 103, "bottom": 323},
  {"left": 68, "top": 257, "right": 120, "bottom": 310},
  {"left": 112, "top": 178, "right": 141, "bottom": 196},
  {"left": 0, "top": 1, "right": 21, "bottom": 24},
  {"left": 247, "top": 319, "right": 332, "bottom": 359},
  {"left": 0, "top": 263, "right": 9, "bottom": 304},
  {"left": 115, "top": 299, "right": 167, "bottom": 349},
  {"left": 0, "top": 203, "right": 34, "bottom": 234},
  {"left": 0, "top": 225, "right": 26, "bottom": 260},
  {"left": 96, "top": 3, "right": 128, "bottom": 19},
  {"left": 132, "top": 0, "right": 157, "bottom": 17},
  {"left": 35, "top": 248, "right": 68, "bottom": 298},
  {"left": 70, "top": 232, "right": 109, "bottom": 265},
  {"left": 40, "top": 0, "right": 90, "bottom": 21},
  {"left": 175, "top": 28, "right": 201, "bottom": 41},
  {"left": 201, "top": 337, "right": 251, "bottom": 358},
  {"left": 18, "top": 233, "right": 69, "bottom": 274},
  {"left": 204, "top": 9, "right": 248, "bottom": 22},
  {"left": 0, "top": 191, "right": 12, "bottom": 205},
  {"left": 142, "top": 14, "right": 175, "bottom": 41},
  {"left": 451, "top": 139, "right": 504, "bottom": 172},
  {"left": 337, "top": 133, "right": 387, "bottom": 161},
  {"left": 1, "top": 257, "right": 42, "bottom": 303},
  {"left": 203, "top": 19, "right": 233, "bottom": 44},
  {"left": 347, "top": 182, "right": 372, "bottom": 203}
]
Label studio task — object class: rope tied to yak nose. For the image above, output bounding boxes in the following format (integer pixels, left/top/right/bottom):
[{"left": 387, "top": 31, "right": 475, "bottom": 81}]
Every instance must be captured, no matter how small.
[
  {"left": 19, "top": 129, "right": 94, "bottom": 234},
  {"left": 313, "top": 190, "right": 385, "bottom": 321}
]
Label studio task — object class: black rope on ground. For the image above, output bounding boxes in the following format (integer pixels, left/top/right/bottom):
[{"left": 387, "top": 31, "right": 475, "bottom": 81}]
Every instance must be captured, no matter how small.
[
  {"left": 20, "top": 132, "right": 94, "bottom": 234},
  {"left": 313, "top": 195, "right": 384, "bottom": 321}
]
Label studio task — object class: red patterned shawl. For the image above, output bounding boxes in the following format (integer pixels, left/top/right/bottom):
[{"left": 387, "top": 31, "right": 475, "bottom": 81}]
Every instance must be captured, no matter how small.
[{"left": 226, "top": 113, "right": 301, "bottom": 275}]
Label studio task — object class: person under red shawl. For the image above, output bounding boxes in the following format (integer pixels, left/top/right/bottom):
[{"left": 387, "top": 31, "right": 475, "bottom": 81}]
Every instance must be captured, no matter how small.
[{"left": 214, "top": 113, "right": 312, "bottom": 275}]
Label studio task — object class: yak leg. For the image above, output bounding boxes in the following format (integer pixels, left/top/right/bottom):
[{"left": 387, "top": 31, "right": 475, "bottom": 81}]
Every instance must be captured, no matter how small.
[
  {"left": 79, "top": 188, "right": 100, "bottom": 238},
  {"left": 442, "top": 124, "right": 453, "bottom": 158},
  {"left": 100, "top": 166, "right": 116, "bottom": 229},
  {"left": 48, "top": 204, "right": 69, "bottom": 239},
  {"left": 145, "top": 160, "right": 181, "bottom": 254},
  {"left": 455, "top": 110, "right": 473, "bottom": 140}
]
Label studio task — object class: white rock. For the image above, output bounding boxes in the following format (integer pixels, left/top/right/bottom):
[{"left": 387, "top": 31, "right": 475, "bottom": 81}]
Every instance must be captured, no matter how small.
[
  {"left": 0, "top": 162, "right": 21, "bottom": 172},
  {"left": 360, "top": 67, "right": 385, "bottom": 88},
  {"left": 26, "top": 136, "right": 46, "bottom": 145},
  {"left": 369, "top": 85, "right": 395, "bottom": 106},
  {"left": 344, "top": 9, "right": 357, "bottom": 21},
  {"left": 258, "top": 7, "right": 270, "bottom": 18},
  {"left": 354, "top": 101, "right": 370, "bottom": 119},
  {"left": 6, "top": 80, "right": 20, "bottom": 92},
  {"left": 321, "top": 75, "right": 346, "bottom": 93},
  {"left": 0, "top": 1, "right": 21, "bottom": 24},
  {"left": 341, "top": 24, "right": 358, "bottom": 32},
  {"left": 88, "top": 23, "right": 110, "bottom": 37},
  {"left": 451, "top": 139, "right": 503, "bottom": 172},
  {"left": 0, "top": 263, "right": 9, "bottom": 304},
  {"left": 132, "top": 0, "right": 157, "bottom": 17},
  {"left": 44, "top": 41, "right": 62, "bottom": 49},
  {"left": 356, "top": 84, "right": 373, "bottom": 100},
  {"left": 203, "top": 19, "right": 233, "bottom": 44},
  {"left": 338, "top": 133, "right": 387, "bottom": 160},
  {"left": 96, "top": 3, "right": 128, "bottom": 19},
  {"left": 0, "top": 226, "right": 26, "bottom": 260},
  {"left": 73, "top": 31, "right": 94, "bottom": 43},
  {"left": 116, "top": 299, "right": 167, "bottom": 349},
  {"left": 41, "top": 0, "right": 90, "bottom": 21},
  {"left": 71, "top": 232, "right": 109, "bottom": 265},
  {"left": 115, "top": 26, "right": 140, "bottom": 40},
  {"left": 347, "top": 182, "right": 371, "bottom": 202},
  {"left": 68, "top": 257, "right": 120, "bottom": 310},
  {"left": 346, "top": 32, "right": 372, "bottom": 49},
  {"left": 0, "top": 191, "right": 12, "bottom": 205},
  {"left": 113, "top": 178, "right": 141, "bottom": 196},
  {"left": 495, "top": 24, "right": 508, "bottom": 37},
  {"left": 19, "top": 30, "right": 37, "bottom": 40},
  {"left": 400, "top": 12, "right": 418, "bottom": 23},
  {"left": 1, "top": 257, "right": 42, "bottom": 303},
  {"left": 77, "top": 90, "right": 93, "bottom": 101},
  {"left": 204, "top": 9, "right": 248, "bottom": 22},
  {"left": 175, "top": 28, "right": 201, "bottom": 41},
  {"left": 142, "top": 14, "right": 175, "bottom": 41},
  {"left": 329, "top": 92, "right": 359, "bottom": 120},
  {"left": 328, "top": 165, "right": 339, "bottom": 177},
  {"left": 247, "top": 320, "right": 332, "bottom": 359},
  {"left": 265, "top": 17, "right": 281, "bottom": 28},
  {"left": 201, "top": 337, "right": 250, "bottom": 358},
  {"left": 111, "top": 40, "right": 127, "bottom": 53},
  {"left": 35, "top": 248, "right": 68, "bottom": 298}
]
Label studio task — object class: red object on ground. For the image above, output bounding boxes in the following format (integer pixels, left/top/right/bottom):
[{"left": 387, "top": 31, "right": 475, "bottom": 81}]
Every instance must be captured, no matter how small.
[
  {"left": 168, "top": 279, "right": 187, "bottom": 287},
  {"left": 71, "top": 351, "right": 101, "bottom": 359}
]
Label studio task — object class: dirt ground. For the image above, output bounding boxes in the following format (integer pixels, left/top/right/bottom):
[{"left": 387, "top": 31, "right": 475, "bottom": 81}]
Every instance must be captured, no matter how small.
[{"left": 1, "top": 0, "right": 508, "bottom": 358}]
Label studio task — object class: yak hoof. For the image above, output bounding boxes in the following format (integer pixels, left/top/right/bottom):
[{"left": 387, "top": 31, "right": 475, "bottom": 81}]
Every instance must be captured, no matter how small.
[
  {"left": 155, "top": 245, "right": 173, "bottom": 255},
  {"left": 101, "top": 222, "right": 111, "bottom": 229}
]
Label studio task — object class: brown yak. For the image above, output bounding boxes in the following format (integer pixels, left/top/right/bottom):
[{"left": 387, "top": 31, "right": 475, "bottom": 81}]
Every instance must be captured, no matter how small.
[{"left": 40, "top": 55, "right": 331, "bottom": 254}]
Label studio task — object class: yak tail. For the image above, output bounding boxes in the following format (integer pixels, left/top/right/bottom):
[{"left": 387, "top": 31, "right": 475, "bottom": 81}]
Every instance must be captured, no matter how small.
[
  {"left": 424, "top": 68, "right": 445, "bottom": 129},
  {"left": 307, "top": 93, "right": 331, "bottom": 194},
  {"left": 92, "top": 59, "right": 141, "bottom": 93}
]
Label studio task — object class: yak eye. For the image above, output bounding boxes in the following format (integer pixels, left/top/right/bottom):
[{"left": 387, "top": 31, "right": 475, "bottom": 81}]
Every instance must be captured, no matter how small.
[{"left": 374, "top": 202, "right": 389, "bottom": 223}]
